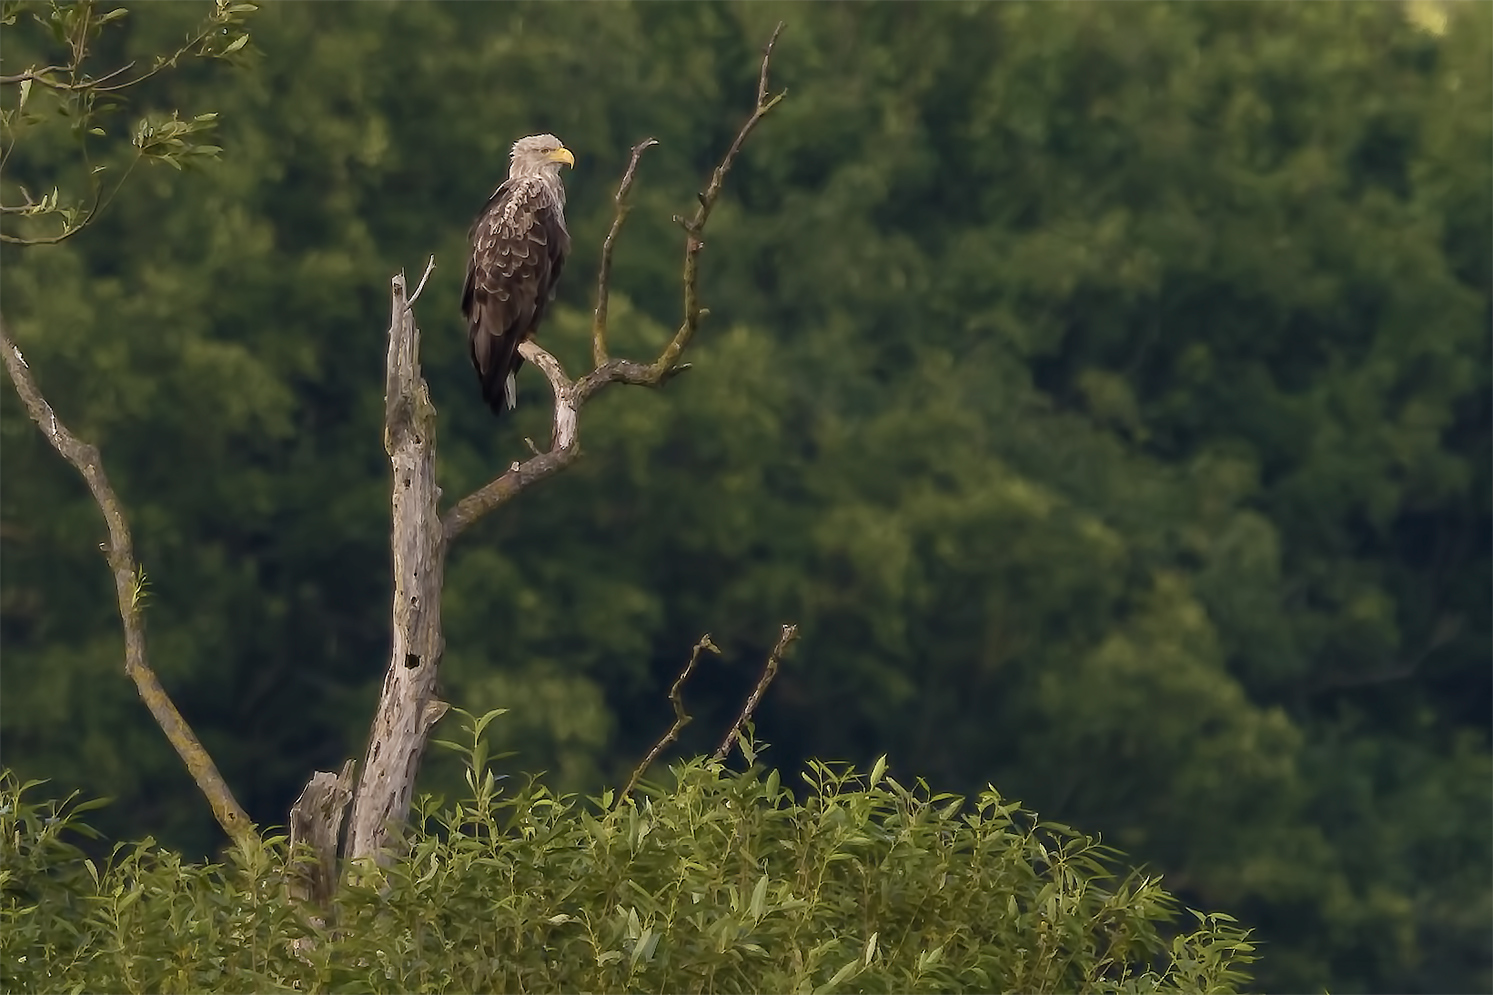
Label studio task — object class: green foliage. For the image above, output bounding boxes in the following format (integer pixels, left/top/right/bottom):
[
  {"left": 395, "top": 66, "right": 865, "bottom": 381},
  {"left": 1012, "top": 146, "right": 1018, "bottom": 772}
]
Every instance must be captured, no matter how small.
[
  {"left": 0, "top": 0, "right": 256, "bottom": 243},
  {"left": 1, "top": 3, "right": 1487, "bottom": 993},
  {"left": 0, "top": 759, "right": 1256, "bottom": 995}
]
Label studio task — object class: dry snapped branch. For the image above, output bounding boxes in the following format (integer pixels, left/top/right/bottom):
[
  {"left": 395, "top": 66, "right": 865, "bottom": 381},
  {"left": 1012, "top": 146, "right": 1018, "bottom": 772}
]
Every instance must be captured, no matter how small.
[{"left": 287, "top": 760, "right": 355, "bottom": 910}]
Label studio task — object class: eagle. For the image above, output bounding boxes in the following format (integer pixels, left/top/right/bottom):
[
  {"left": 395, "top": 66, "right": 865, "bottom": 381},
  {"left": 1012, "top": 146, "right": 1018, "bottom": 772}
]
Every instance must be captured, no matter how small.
[{"left": 462, "top": 134, "right": 574, "bottom": 418}]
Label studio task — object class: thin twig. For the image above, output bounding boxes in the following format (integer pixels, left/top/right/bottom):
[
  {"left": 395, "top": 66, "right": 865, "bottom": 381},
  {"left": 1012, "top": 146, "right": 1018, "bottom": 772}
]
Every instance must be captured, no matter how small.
[
  {"left": 81, "top": 60, "right": 137, "bottom": 90},
  {"left": 618, "top": 634, "right": 721, "bottom": 806},
  {"left": 0, "top": 65, "right": 71, "bottom": 85},
  {"left": 757, "top": 21, "right": 784, "bottom": 107},
  {"left": 0, "top": 314, "right": 256, "bottom": 852},
  {"left": 714, "top": 624, "right": 798, "bottom": 762},
  {"left": 407, "top": 254, "right": 436, "bottom": 306},
  {"left": 592, "top": 138, "right": 659, "bottom": 368},
  {"left": 655, "top": 20, "right": 786, "bottom": 380}
]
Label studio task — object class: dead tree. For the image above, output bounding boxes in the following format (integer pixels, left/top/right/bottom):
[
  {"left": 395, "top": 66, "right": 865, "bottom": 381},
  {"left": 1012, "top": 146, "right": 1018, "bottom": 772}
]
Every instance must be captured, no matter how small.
[
  {"left": 340, "top": 26, "right": 787, "bottom": 862},
  {"left": 2, "top": 16, "right": 787, "bottom": 884}
]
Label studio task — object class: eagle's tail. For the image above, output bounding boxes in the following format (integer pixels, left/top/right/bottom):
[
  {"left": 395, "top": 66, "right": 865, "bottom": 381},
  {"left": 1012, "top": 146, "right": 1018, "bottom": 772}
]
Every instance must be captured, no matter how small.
[{"left": 481, "top": 337, "right": 525, "bottom": 418}]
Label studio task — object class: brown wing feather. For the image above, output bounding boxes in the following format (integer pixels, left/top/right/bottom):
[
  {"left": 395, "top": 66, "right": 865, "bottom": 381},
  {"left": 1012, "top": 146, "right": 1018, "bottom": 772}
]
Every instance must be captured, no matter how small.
[{"left": 462, "top": 178, "right": 571, "bottom": 417}]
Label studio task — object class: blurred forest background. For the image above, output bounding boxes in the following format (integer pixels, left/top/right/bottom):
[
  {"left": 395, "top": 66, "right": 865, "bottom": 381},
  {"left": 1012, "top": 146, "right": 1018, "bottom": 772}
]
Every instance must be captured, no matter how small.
[{"left": 2, "top": 2, "right": 1488, "bottom": 993}]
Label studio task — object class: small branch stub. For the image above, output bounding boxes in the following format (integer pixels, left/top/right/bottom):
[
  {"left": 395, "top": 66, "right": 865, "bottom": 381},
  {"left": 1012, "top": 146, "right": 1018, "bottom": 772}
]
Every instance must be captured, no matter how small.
[
  {"left": 288, "top": 761, "right": 356, "bottom": 911},
  {"left": 518, "top": 339, "right": 577, "bottom": 451}
]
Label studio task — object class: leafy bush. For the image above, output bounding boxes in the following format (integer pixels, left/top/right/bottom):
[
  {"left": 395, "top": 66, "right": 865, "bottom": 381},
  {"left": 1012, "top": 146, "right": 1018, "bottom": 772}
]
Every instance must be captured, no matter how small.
[{"left": 1, "top": 736, "right": 1255, "bottom": 994}]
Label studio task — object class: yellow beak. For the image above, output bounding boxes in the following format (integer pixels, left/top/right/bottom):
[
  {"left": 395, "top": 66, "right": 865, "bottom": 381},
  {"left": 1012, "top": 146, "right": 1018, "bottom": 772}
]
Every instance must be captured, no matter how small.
[{"left": 550, "top": 147, "right": 575, "bottom": 168}]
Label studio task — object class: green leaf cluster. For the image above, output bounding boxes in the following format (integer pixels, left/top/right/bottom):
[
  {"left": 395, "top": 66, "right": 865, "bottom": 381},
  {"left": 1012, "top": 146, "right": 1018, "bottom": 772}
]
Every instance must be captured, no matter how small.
[
  {"left": 0, "top": 764, "right": 1256, "bottom": 994},
  {"left": 0, "top": 0, "right": 256, "bottom": 243}
]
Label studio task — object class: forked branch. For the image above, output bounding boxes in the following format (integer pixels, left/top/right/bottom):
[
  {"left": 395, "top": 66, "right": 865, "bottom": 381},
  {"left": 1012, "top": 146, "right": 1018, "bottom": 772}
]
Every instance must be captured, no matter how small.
[{"left": 0, "top": 314, "right": 255, "bottom": 852}]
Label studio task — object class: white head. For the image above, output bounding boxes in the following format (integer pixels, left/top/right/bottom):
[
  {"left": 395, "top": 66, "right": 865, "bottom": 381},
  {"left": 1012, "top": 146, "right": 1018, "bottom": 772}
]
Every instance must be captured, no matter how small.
[{"left": 508, "top": 133, "right": 575, "bottom": 181}]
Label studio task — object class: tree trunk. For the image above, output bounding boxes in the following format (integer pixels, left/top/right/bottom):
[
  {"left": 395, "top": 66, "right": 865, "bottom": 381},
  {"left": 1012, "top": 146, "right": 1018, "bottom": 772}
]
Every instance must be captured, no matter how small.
[{"left": 345, "top": 267, "right": 449, "bottom": 862}]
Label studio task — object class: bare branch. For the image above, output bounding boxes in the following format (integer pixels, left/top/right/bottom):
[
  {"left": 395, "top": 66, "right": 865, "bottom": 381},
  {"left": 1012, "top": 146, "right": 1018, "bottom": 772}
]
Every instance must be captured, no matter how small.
[
  {"left": 0, "top": 314, "right": 255, "bottom": 852},
  {"left": 714, "top": 623, "right": 798, "bottom": 762},
  {"left": 592, "top": 138, "right": 659, "bottom": 368},
  {"left": 442, "top": 340, "right": 582, "bottom": 542},
  {"left": 652, "top": 20, "right": 786, "bottom": 380},
  {"left": 618, "top": 634, "right": 721, "bottom": 805},
  {"left": 518, "top": 339, "right": 578, "bottom": 450},
  {"left": 0, "top": 65, "right": 72, "bottom": 86},
  {"left": 407, "top": 254, "right": 436, "bottom": 306}
]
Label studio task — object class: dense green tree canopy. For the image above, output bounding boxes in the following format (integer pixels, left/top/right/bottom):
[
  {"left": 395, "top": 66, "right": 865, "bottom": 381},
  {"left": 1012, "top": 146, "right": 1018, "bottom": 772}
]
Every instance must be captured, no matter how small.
[{"left": 2, "top": 3, "right": 1487, "bottom": 992}]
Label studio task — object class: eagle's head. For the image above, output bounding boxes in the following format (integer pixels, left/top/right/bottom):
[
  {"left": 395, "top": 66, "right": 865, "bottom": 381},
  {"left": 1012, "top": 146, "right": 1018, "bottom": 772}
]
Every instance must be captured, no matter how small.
[{"left": 509, "top": 134, "right": 575, "bottom": 179}]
